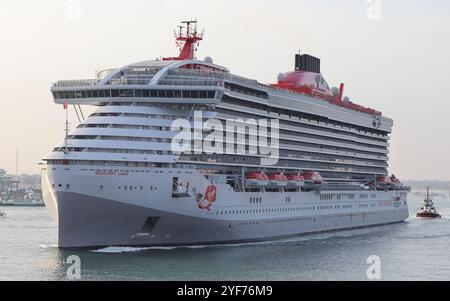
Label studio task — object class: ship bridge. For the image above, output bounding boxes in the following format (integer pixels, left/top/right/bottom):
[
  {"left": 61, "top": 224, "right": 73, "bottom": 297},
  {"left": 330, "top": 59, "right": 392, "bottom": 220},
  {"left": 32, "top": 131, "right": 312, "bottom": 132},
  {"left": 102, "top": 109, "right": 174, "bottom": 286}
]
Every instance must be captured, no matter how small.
[{"left": 51, "top": 59, "right": 229, "bottom": 106}]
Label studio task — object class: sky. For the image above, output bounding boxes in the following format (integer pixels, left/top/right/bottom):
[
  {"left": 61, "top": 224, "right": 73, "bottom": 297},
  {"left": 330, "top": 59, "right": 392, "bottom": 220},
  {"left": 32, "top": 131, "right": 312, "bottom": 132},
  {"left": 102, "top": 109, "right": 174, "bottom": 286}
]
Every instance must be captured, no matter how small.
[{"left": 0, "top": 0, "right": 449, "bottom": 180}]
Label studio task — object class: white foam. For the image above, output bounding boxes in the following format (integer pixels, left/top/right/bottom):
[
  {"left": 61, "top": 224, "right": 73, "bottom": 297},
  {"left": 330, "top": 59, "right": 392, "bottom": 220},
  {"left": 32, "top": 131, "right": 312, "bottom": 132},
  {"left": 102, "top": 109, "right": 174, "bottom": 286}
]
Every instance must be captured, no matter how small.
[
  {"left": 90, "top": 239, "right": 304, "bottom": 253},
  {"left": 89, "top": 225, "right": 405, "bottom": 254},
  {"left": 92, "top": 246, "right": 177, "bottom": 253},
  {"left": 39, "top": 243, "right": 58, "bottom": 249}
]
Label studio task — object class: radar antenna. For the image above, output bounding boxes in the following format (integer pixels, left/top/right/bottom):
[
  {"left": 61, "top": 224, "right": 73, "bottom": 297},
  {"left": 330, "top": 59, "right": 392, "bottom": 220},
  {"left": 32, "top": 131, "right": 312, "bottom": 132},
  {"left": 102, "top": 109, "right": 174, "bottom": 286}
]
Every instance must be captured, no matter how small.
[{"left": 164, "top": 20, "right": 204, "bottom": 61}]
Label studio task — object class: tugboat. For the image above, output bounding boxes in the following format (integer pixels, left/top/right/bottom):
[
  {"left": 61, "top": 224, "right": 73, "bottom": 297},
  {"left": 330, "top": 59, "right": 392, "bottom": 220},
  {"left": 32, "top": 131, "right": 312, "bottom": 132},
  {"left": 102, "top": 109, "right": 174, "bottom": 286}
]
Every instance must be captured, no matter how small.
[{"left": 416, "top": 188, "right": 441, "bottom": 218}]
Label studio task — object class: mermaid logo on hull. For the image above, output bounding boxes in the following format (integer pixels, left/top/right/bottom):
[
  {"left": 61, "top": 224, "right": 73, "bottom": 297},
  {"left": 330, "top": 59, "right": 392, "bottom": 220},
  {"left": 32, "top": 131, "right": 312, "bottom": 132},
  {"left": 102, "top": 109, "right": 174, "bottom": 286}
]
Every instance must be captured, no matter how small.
[{"left": 196, "top": 185, "right": 217, "bottom": 211}]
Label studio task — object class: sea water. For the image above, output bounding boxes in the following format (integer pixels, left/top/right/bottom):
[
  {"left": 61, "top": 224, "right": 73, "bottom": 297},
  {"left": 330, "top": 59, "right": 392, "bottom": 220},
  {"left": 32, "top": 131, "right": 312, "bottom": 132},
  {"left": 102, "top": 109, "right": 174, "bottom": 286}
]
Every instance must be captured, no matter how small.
[{"left": 0, "top": 193, "right": 449, "bottom": 281}]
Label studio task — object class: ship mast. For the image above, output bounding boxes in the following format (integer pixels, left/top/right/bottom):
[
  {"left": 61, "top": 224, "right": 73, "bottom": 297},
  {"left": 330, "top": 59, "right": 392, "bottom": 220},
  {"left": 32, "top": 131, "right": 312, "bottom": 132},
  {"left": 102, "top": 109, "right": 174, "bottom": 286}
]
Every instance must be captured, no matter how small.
[
  {"left": 15, "top": 146, "right": 19, "bottom": 177},
  {"left": 164, "top": 20, "right": 204, "bottom": 61},
  {"left": 63, "top": 102, "right": 70, "bottom": 152}
]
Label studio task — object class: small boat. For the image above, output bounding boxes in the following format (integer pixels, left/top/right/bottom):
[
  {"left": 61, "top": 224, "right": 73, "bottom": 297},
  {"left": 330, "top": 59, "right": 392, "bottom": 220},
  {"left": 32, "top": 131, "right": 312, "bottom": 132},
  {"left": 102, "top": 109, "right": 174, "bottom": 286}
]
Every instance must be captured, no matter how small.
[
  {"left": 0, "top": 211, "right": 5, "bottom": 217},
  {"left": 267, "top": 173, "right": 288, "bottom": 188},
  {"left": 376, "top": 175, "right": 393, "bottom": 190},
  {"left": 286, "top": 173, "right": 305, "bottom": 188},
  {"left": 301, "top": 171, "right": 322, "bottom": 191},
  {"left": 416, "top": 188, "right": 441, "bottom": 219},
  {"left": 389, "top": 175, "right": 406, "bottom": 190},
  {"left": 302, "top": 171, "right": 323, "bottom": 184},
  {"left": 245, "top": 172, "right": 269, "bottom": 188}
]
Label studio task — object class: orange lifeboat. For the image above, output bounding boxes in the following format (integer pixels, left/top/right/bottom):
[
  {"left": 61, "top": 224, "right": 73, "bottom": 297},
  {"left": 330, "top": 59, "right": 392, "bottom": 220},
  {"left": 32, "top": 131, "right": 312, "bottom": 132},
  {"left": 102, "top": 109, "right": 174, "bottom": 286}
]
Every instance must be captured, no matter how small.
[
  {"left": 376, "top": 175, "right": 393, "bottom": 190},
  {"left": 267, "top": 173, "right": 288, "bottom": 188},
  {"left": 302, "top": 171, "right": 323, "bottom": 184},
  {"left": 389, "top": 175, "right": 400, "bottom": 184},
  {"left": 286, "top": 174, "right": 305, "bottom": 188},
  {"left": 389, "top": 175, "right": 407, "bottom": 190},
  {"left": 245, "top": 172, "right": 269, "bottom": 188}
]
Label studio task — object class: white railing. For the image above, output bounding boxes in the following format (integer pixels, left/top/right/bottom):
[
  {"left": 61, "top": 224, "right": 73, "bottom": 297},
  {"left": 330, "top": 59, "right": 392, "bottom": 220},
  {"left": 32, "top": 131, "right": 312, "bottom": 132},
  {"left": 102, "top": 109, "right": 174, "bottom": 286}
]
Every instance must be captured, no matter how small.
[
  {"left": 52, "top": 79, "right": 99, "bottom": 88},
  {"left": 158, "top": 79, "right": 224, "bottom": 87}
]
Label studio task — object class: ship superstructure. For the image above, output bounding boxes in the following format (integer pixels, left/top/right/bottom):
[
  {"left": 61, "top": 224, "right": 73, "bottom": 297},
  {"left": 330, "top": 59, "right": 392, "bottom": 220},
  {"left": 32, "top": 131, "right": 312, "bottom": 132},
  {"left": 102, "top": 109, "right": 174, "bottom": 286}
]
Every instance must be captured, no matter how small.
[{"left": 42, "top": 21, "right": 409, "bottom": 248}]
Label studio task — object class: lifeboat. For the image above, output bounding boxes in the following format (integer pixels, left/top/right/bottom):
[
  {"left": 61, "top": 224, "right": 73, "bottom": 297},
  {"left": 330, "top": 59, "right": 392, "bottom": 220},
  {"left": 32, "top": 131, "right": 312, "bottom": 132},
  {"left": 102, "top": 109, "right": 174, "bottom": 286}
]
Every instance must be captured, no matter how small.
[
  {"left": 376, "top": 175, "right": 393, "bottom": 190},
  {"left": 267, "top": 173, "right": 288, "bottom": 188},
  {"left": 389, "top": 174, "right": 404, "bottom": 190},
  {"left": 245, "top": 172, "right": 269, "bottom": 188},
  {"left": 390, "top": 176, "right": 400, "bottom": 184},
  {"left": 286, "top": 174, "right": 305, "bottom": 188},
  {"left": 416, "top": 188, "right": 441, "bottom": 219},
  {"left": 301, "top": 171, "right": 322, "bottom": 191},
  {"left": 302, "top": 171, "right": 323, "bottom": 184}
]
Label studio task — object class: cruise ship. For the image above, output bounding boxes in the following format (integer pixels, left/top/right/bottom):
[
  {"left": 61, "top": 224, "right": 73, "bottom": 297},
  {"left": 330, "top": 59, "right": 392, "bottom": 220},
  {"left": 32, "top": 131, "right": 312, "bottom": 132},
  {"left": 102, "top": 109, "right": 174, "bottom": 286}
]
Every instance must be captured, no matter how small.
[{"left": 42, "top": 21, "right": 409, "bottom": 248}]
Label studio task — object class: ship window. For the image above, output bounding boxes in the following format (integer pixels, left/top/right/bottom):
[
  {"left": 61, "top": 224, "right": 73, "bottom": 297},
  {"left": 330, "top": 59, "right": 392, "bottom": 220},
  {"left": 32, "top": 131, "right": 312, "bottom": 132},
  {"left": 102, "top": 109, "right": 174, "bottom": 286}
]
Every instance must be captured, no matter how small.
[
  {"left": 98, "top": 90, "right": 105, "bottom": 98},
  {"left": 191, "top": 90, "right": 199, "bottom": 98},
  {"left": 111, "top": 89, "right": 119, "bottom": 97},
  {"left": 208, "top": 91, "right": 215, "bottom": 98},
  {"left": 143, "top": 90, "right": 150, "bottom": 97},
  {"left": 166, "top": 90, "right": 174, "bottom": 98},
  {"left": 104, "top": 90, "right": 111, "bottom": 97},
  {"left": 174, "top": 90, "right": 182, "bottom": 98},
  {"left": 87, "top": 90, "right": 93, "bottom": 98},
  {"left": 135, "top": 89, "right": 143, "bottom": 97},
  {"left": 127, "top": 89, "right": 134, "bottom": 97},
  {"left": 157, "top": 90, "right": 166, "bottom": 98},
  {"left": 182, "top": 90, "right": 190, "bottom": 98},
  {"left": 150, "top": 90, "right": 157, "bottom": 97},
  {"left": 69, "top": 91, "right": 75, "bottom": 98},
  {"left": 199, "top": 91, "right": 207, "bottom": 98}
]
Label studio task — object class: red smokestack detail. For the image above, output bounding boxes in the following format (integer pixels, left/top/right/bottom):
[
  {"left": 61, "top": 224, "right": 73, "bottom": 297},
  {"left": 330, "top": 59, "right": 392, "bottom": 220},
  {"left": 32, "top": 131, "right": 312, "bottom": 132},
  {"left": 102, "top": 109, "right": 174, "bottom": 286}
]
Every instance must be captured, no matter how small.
[{"left": 338, "top": 83, "right": 344, "bottom": 101}]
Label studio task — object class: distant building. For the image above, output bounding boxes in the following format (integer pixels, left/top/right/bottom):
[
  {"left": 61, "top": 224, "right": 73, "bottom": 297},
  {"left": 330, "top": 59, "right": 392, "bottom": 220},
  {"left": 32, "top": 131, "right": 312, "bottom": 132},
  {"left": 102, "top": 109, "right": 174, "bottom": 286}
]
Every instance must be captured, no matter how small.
[
  {"left": 18, "top": 174, "right": 41, "bottom": 190},
  {"left": 0, "top": 169, "right": 19, "bottom": 193}
]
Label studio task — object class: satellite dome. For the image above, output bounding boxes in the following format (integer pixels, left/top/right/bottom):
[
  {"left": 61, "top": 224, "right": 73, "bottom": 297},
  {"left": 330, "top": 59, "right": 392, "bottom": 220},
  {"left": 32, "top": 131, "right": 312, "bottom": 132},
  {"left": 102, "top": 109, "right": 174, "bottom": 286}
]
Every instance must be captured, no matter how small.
[
  {"left": 331, "top": 87, "right": 340, "bottom": 97},
  {"left": 204, "top": 56, "right": 213, "bottom": 64},
  {"left": 343, "top": 96, "right": 350, "bottom": 103},
  {"left": 277, "top": 73, "right": 285, "bottom": 82}
]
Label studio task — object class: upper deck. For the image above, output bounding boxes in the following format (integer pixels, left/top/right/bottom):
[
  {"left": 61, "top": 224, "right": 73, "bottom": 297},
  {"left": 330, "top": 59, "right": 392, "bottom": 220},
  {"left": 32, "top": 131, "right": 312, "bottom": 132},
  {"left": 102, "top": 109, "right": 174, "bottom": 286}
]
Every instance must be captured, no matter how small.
[{"left": 51, "top": 57, "right": 392, "bottom": 134}]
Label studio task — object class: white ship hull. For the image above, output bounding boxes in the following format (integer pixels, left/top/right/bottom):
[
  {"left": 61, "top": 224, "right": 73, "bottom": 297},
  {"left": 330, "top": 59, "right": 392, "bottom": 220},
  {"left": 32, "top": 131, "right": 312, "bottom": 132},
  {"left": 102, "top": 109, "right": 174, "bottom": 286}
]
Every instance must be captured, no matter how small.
[{"left": 42, "top": 165, "right": 409, "bottom": 248}]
